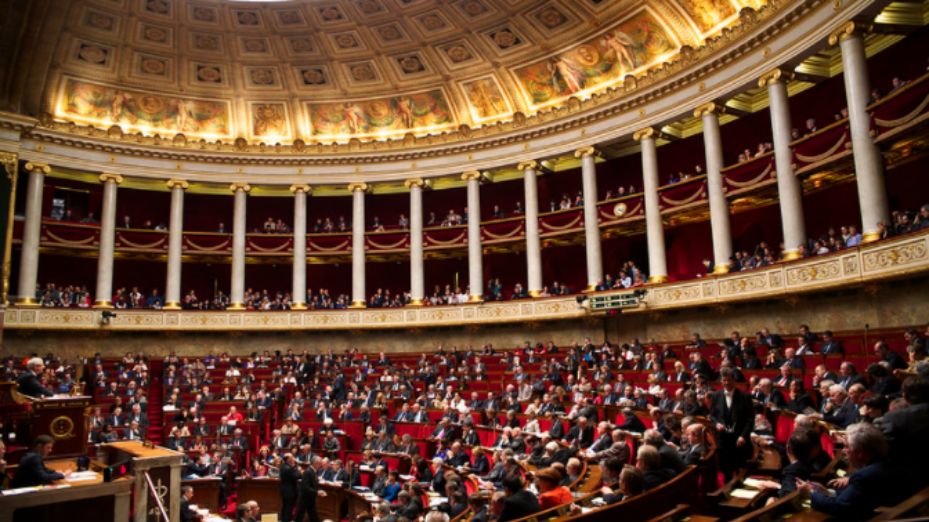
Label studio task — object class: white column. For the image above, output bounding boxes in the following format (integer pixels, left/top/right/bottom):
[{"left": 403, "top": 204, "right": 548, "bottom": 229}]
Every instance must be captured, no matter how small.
[
  {"left": 349, "top": 182, "right": 367, "bottom": 308},
  {"left": 163, "top": 179, "right": 188, "bottom": 309},
  {"left": 462, "top": 171, "right": 483, "bottom": 301},
  {"left": 831, "top": 22, "right": 890, "bottom": 242},
  {"left": 576, "top": 147, "right": 603, "bottom": 291},
  {"left": 634, "top": 129, "right": 668, "bottom": 283},
  {"left": 291, "top": 184, "right": 310, "bottom": 310},
  {"left": 228, "top": 183, "right": 250, "bottom": 309},
  {"left": 94, "top": 173, "right": 123, "bottom": 308},
  {"left": 760, "top": 68, "right": 807, "bottom": 260},
  {"left": 15, "top": 162, "right": 48, "bottom": 306},
  {"left": 695, "top": 103, "right": 732, "bottom": 274},
  {"left": 406, "top": 178, "right": 425, "bottom": 306},
  {"left": 518, "top": 161, "right": 543, "bottom": 296}
]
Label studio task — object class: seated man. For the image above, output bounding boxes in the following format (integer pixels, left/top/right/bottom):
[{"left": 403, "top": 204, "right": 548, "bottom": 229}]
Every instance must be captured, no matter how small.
[
  {"left": 797, "top": 422, "right": 914, "bottom": 521},
  {"left": 16, "top": 358, "right": 55, "bottom": 398},
  {"left": 636, "top": 445, "right": 676, "bottom": 491},
  {"left": 12, "top": 435, "right": 69, "bottom": 488}
]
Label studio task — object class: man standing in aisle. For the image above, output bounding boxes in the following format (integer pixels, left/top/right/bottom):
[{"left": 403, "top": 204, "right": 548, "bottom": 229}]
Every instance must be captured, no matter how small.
[
  {"left": 280, "top": 453, "right": 301, "bottom": 522},
  {"left": 294, "top": 455, "right": 326, "bottom": 522},
  {"left": 709, "top": 367, "right": 755, "bottom": 481}
]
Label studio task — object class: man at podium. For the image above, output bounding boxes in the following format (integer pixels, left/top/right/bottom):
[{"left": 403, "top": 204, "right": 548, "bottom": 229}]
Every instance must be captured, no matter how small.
[
  {"left": 16, "top": 358, "right": 55, "bottom": 398},
  {"left": 11, "top": 435, "right": 70, "bottom": 487}
]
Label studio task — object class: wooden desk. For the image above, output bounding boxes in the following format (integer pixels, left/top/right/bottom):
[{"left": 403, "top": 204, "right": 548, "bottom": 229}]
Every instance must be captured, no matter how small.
[
  {"left": 0, "top": 459, "right": 131, "bottom": 522},
  {"left": 99, "top": 440, "right": 185, "bottom": 522},
  {"left": 237, "top": 477, "right": 378, "bottom": 521},
  {"left": 183, "top": 477, "right": 222, "bottom": 514}
]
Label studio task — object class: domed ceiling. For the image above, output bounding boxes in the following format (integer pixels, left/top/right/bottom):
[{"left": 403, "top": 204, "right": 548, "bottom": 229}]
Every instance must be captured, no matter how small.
[{"left": 47, "top": 0, "right": 760, "bottom": 144}]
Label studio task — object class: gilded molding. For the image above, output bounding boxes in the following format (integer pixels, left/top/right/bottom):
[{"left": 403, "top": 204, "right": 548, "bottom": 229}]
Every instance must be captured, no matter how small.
[
  {"left": 461, "top": 171, "right": 482, "bottom": 182},
  {"left": 633, "top": 127, "right": 661, "bottom": 142},
  {"left": 166, "top": 179, "right": 189, "bottom": 190},
  {"left": 828, "top": 20, "right": 873, "bottom": 46},
  {"left": 694, "top": 102, "right": 726, "bottom": 119},
  {"left": 25, "top": 162, "right": 51, "bottom": 174},
  {"left": 229, "top": 183, "right": 251, "bottom": 193},
  {"left": 99, "top": 173, "right": 123, "bottom": 184},
  {"left": 289, "top": 184, "right": 311, "bottom": 194},
  {"left": 574, "top": 146, "right": 599, "bottom": 159},
  {"left": 404, "top": 178, "right": 426, "bottom": 189},
  {"left": 347, "top": 182, "right": 369, "bottom": 193},
  {"left": 758, "top": 67, "right": 796, "bottom": 88},
  {"left": 516, "top": 161, "right": 539, "bottom": 172}
]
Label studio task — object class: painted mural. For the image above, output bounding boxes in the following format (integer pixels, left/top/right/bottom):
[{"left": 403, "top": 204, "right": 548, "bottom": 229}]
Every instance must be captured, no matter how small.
[
  {"left": 58, "top": 78, "right": 232, "bottom": 138},
  {"left": 513, "top": 11, "right": 678, "bottom": 109},
  {"left": 305, "top": 90, "right": 455, "bottom": 139},
  {"left": 679, "top": 0, "right": 738, "bottom": 34},
  {"left": 462, "top": 77, "right": 510, "bottom": 122}
]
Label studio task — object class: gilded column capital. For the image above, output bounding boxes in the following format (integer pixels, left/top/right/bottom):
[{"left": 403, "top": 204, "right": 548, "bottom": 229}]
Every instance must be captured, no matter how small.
[
  {"left": 290, "top": 184, "right": 311, "bottom": 194},
  {"left": 25, "top": 162, "right": 50, "bottom": 174},
  {"left": 633, "top": 127, "right": 662, "bottom": 142},
  {"left": 694, "top": 102, "right": 726, "bottom": 119},
  {"left": 230, "top": 182, "right": 251, "bottom": 193},
  {"left": 828, "top": 20, "right": 873, "bottom": 46},
  {"left": 758, "top": 67, "right": 796, "bottom": 88},
  {"left": 347, "top": 182, "right": 368, "bottom": 193},
  {"left": 166, "top": 179, "right": 189, "bottom": 190},
  {"left": 0, "top": 152, "right": 17, "bottom": 179},
  {"left": 99, "top": 173, "right": 123, "bottom": 184},
  {"left": 516, "top": 160, "right": 539, "bottom": 172},
  {"left": 574, "top": 146, "right": 600, "bottom": 159},
  {"left": 404, "top": 178, "right": 426, "bottom": 189},
  {"left": 461, "top": 171, "right": 482, "bottom": 182}
]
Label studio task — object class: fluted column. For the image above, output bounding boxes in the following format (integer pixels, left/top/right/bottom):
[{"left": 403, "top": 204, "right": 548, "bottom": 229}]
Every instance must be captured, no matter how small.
[
  {"left": 94, "top": 173, "right": 123, "bottom": 308},
  {"left": 759, "top": 68, "right": 808, "bottom": 260},
  {"left": 518, "top": 161, "right": 543, "bottom": 296},
  {"left": 462, "top": 171, "right": 483, "bottom": 302},
  {"left": 291, "top": 184, "right": 310, "bottom": 310},
  {"left": 406, "top": 178, "right": 425, "bottom": 306},
  {"left": 228, "top": 183, "right": 250, "bottom": 310},
  {"left": 349, "top": 182, "right": 367, "bottom": 308},
  {"left": 830, "top": 21, "right": 889, "bottom": 242},
  {"left": 163, "top": 179, "right": 188, "bottom": 309},
  {"left": 576, "top": 146, "right": 603, "bottom": 291},
  {"left": 15, "top": 162, "right": 48, "bottom": 306},
  {"left": 634, "top": 128, "right": 669, "bottom": 283},
  {"left": 695, "top": 103, "right": 732, "bottom": 274}
]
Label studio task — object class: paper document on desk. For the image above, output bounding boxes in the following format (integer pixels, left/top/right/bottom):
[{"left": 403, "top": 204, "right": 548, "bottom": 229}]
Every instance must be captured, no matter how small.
[
  {"left": 69, "top": 471, "right": 98, "bottom": 478},
  {"left": 743, "top": 478, "right": 775, "bottom": 489},
  {"left": 730, "top": 489, "right": 758, "bottom": 499},
  {"left": 66, "top": 475, "right": 98, "bottom": 482},
  {"left": 1, "top": 487, "right": 40, "bottom": 495}
]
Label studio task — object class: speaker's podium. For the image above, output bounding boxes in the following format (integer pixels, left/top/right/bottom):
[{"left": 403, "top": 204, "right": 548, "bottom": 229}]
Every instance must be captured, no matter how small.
[
  {"left": 98, "top": 441, "right": 186, "bottom": 522},
  {"left": 0, "top": 385, "right": 91, "bottom": 459}
]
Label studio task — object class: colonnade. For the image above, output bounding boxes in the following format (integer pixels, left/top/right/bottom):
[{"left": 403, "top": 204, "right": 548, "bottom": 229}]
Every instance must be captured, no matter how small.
[{"left": 12, "top": 21, "right": 891, "bottom": 307}]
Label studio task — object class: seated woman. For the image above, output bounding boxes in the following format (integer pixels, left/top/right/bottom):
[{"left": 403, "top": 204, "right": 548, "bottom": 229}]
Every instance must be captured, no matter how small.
[
  {"left": 537, "top": 467, "right": 573, "bottom": 509},
  {"left": 787, "top": 380, "right": 815, "bottom": 414},
  {"left": 379, "top": 470, "right": 403, "bottom": 502},
  {"left": 469, "top": 446, "right": 491, "bottom": 475}
]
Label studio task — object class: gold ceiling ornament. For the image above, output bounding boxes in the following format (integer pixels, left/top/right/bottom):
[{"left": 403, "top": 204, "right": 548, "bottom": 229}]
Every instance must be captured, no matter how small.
[
  {"left": 229, "top": 182, "right": 251, "bottom": 193},
  {"left": 574, "top": 146, "right": 600, "bottom": 159},
  {"left": 166, "top": 179, "right": 189, "bottom": 190},
  {"left": 289, "top": 184, "right": 311, "bottom": 194},
  {"left": 633, "top": 127, "right": 662, "bottom": 142},
  {"left": 757, "top": 67, "right": 796, "bottom": 88},
  {"left": 828, "top": 20, "right": 873, "bottom": 46},
  {"left": 461, "top": 170, "right": 482, "bottom": 182},
  {"left": 347, "top": 182, "right": 368, "bottom": 193},
  {"left": 24, "top": 162, "right": 50, "bottom": 174},
  {"left": 99, "top": 172, "right": 123, "bottom": 184},
  {"left": 404, "top": 178, "right": 426, "bottom": 189},
  {"left": 516, "top": 160, "right": 539, "bottom": 172},
  {"left": 693, "top": 102, "right": 726, "bottom": 118}
]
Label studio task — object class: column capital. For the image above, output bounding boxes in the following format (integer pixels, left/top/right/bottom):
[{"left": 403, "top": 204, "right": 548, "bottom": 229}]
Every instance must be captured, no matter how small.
[
  {"left": 461, "top": 170, "right": 482, "bottom": 182},
  {"left": 24, "top": 162, "right": 50, "bottom": 174},
  {"left": 404, "top": 178, "right": 426, "bottom": 189},
  {"left": 694, "top": 102, "right": 726, "bottom": 119},
  {"left": 633, "top": 127, "right": 662, "bottom": 142},
  {"left": 828, "top": 20, "right": 873, "bottom": 46},
  {"left": 758, "top": 67, "right": 796, "bottom": 88},
  {"left": 230, "top": 182, "right": 251, "bottom": 193},
  {"left": 516, "top": 160, "right": 539, "bottom": 172},
  {"left": 99, "top": 173, "right": 123, "bottom": 184},
  {"left": 289, "top": 184, "right": 311, "bottom": 194},
  {"left": 347, "top": 182, "right": 368, "bottom": 193},
  {"left": 574, "top": 146, "right": 600, "bottom": 159},
  {"left": 166, "top": 179, "right": 189, "bottom": 190}
]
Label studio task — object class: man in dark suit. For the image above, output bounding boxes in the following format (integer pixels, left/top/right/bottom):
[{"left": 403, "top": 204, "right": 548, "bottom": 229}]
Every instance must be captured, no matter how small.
[
  {"left": 819, "top": 331, "right": 843, "bottom": 354},
  {"left": 180, "top": 485, "right": 197, "bottom": 522},
  {"left": 124, "top": 420, "right": 144, "bottom": 441},
  {"left": 11, "top": 435, "right": 67, "bottom": 487},
  {"left": 817, "top": 385, "right": 857, "bottom": 428},
  {"left": 798, "top": 422, "right": 914, "bottom": 521},
  {"left": 710, "top": 368, "right": 755, "bottom": 481},
  {"left": 678, "top": 424, "right": 705, "bottom": 466},
  {"left": 875, "top": 377, "right": 929, "bottom": 482},
  {"left": 447, "top": 443, "right": 472, "bottom": 468},
  {"left": 16, "top": 358, "right": 55, "bottom": 398},
  {"left": 637, "top": 445, "right": 677, "bottom": 490},
  {"left": 758, "top": 379, "right": 787, "bottom": 408},
  {"left": 294, "top": 456, "right": 326, "bottom": 522},
  {"left": 838, "top": 362, "right": 867, "bottom": 390},
  {"left": 644, "top": 430, "right": 686, "bottom": 474},
  {"left": 565, "top": 417, "right": 595, "bottom": 448},
  {"left": 498, "top": 475, "right": 542, "bottom": 522},
  {"left": 616, "top": 408, "right": 647, "bottom": 433},
  {"left": 281, "top": 453, "right": 300, "bottom": 522},
  {"left": 773, "top": 428, "right": 815, "bottom": 498},
  {"left": 468, "top": 493, "right": 490, "bottom": 522}
]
